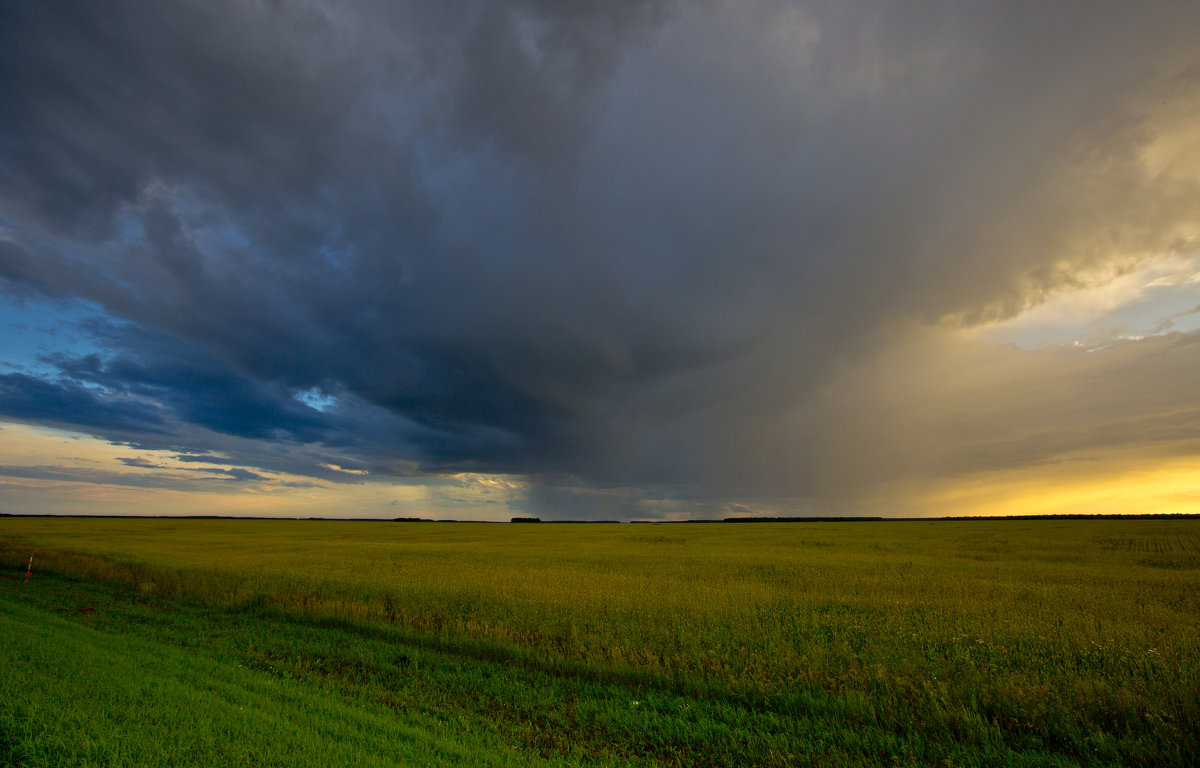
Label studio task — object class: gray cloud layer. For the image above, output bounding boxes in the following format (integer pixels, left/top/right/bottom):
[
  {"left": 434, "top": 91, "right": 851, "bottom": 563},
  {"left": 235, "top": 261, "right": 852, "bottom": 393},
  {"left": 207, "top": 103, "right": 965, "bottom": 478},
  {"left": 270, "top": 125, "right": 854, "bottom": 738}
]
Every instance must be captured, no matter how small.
[{"left": 1, "top": 0, "right": 1199, "bottom": 514}]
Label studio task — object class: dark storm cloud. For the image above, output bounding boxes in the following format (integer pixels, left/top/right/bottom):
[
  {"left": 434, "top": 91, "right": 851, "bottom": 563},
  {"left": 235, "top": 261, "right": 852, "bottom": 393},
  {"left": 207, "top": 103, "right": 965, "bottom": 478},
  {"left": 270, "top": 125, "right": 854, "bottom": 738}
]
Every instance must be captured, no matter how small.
[
  {"left": 171, "top": 453, "right": 251, "bottom": 465},
  {"left": 1, "top": 0, "right": 1199, "bottom": 510},
  {"left": 0, "top": 0, "right": 355, "bottom": 236},
  {"left": 190, "top": 466, "right": 270, "bottom": 482},
  {"left": 0, "top": 373, "right": 165, "bottom": 434},
  {"left": 0, "top": 0, "right": 679, "bottom": 477},
  {"left": 0, "top": 463, "right": 262, "bottom": 492},
  {"left": 116, "top": 454, "right": 266, "bottom": 481},
  {"left": 43, "top": 331, "right": 330, "bottom": 442},
  {"left": 116, "top": 456, "right": 164, "bottom": 469}
]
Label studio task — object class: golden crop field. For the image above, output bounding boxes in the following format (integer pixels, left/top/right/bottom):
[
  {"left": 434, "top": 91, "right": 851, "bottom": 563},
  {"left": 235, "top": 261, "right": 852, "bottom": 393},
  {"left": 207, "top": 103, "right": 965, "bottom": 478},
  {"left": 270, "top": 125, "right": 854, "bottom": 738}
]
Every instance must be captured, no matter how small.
[{"left": 2, "top": 517, "right": 1198, "bottom": 766}]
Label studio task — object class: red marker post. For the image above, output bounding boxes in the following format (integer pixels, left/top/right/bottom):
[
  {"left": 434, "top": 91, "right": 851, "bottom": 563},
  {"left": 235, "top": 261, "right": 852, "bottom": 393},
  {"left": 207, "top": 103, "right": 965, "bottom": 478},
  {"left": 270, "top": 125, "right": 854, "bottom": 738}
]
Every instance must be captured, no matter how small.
[{"left": 24, "top": 554, "right": 32, "bottom": 583}]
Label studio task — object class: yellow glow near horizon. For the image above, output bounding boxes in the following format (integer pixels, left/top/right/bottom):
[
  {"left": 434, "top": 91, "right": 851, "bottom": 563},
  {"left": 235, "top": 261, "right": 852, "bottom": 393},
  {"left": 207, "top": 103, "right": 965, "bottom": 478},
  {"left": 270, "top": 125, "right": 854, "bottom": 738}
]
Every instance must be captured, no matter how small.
[
  {"left": 0, "top": 421, "right": 519, "bottom": 519},
  {"left": 915, "top": 454, "right": 1200, "bottom": 518},
  {"left": 0, "top": 421, "right": 141, "bottom": 466}
]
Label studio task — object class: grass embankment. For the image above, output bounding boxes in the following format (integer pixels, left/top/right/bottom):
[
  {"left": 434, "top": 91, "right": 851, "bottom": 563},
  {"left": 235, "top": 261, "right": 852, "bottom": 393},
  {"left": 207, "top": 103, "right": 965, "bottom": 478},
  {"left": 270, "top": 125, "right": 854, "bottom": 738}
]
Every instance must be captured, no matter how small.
[{"left": 1, "top": 518, "right": 1197, "bottom": 766}]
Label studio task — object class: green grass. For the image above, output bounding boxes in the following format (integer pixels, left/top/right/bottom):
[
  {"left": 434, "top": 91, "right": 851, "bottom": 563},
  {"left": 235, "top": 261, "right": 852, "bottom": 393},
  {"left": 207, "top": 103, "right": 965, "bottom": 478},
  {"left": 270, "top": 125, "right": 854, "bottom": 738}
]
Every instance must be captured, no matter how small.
[
  {"left": 1, "top": 517, "right": 1197, "bottom": 766},
  {"left": 0, "top": 591, "right": 587, "bottom": 768}
]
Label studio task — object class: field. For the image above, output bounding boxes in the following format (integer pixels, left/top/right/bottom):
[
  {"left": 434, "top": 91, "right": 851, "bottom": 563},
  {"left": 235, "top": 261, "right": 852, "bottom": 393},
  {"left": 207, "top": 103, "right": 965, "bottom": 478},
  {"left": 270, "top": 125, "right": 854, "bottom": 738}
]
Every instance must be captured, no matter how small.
[{"left": 1, "top": 517, "right": 1197, "bottom": 767}]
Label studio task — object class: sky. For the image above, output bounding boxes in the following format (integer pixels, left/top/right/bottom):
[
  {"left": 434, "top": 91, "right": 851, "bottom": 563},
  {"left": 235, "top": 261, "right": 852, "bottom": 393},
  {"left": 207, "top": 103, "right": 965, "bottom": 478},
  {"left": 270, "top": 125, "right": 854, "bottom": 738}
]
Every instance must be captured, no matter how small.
[{"left": 1, "top": 0, "right": 1199, "bottom": 520}]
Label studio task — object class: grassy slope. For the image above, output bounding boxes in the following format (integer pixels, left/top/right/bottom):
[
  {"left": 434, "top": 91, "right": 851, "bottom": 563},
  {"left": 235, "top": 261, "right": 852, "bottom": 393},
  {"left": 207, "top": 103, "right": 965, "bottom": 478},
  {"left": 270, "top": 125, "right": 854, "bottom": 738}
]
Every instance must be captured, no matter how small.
[
  {"left": 0, "top": 582, "right": 592, "bottom": 768},
  {"left": 1, "top": 518, "right": 1198, "bottom": 767},
  {"left": 1, "top": 571, "right": 1015, "bottom": 768}
]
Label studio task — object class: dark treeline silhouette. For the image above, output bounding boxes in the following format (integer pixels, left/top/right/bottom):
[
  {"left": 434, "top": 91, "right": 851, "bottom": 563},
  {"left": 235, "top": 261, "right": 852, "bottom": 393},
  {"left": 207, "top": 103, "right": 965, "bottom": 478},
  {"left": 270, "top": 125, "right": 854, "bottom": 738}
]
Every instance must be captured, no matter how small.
[{"left": 724, "top": 516, "right": 886, "bottom": 523}]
